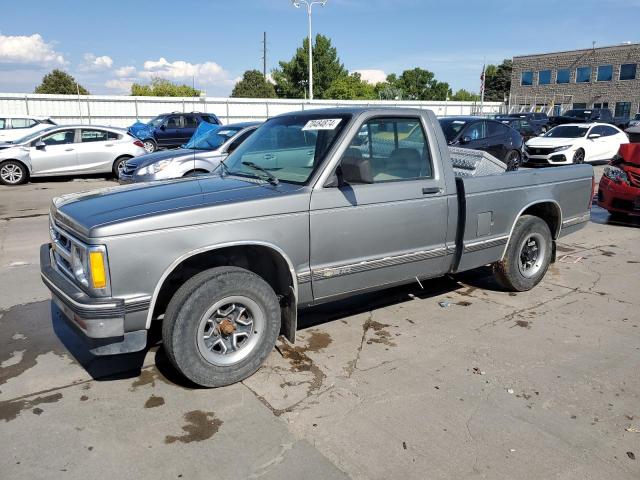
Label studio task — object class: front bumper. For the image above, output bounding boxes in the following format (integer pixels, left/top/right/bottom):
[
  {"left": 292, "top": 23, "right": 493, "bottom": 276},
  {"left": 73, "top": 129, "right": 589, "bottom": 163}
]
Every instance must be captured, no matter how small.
[
  {"left": 40, "top": 244, "right": 148, "bottom": 355},
  {"left": 597, "top": 176, "right": 640, "bottom": 215},
  {"left": 523, "top": 150, "right": 574, "bottom": 165}
]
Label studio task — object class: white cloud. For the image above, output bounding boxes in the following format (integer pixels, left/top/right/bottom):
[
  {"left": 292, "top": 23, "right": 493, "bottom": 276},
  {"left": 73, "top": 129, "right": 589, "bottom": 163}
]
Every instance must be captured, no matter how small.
[
  {"left": 115, "top": 65, "right": 136, "bottom": 77},
  {"left": 140, "top": 57, "right": 234, "bottom": 86},
  {"left": 0, "top": 33, "right": 65, "bottom": 66},
  {"left": 80, "top": 53, "right": 113, "bottom": 71},
  {"left": 104, "top": 78, "right": 133, "bottom": 93},
  {"left": 352, "top": 69, "right": 387, "bottom": 84}
]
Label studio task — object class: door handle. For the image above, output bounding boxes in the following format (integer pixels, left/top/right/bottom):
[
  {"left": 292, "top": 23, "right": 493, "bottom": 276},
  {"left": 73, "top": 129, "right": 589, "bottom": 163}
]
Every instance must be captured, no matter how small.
[
  {"left": 105, "top": 144, "right": 114, "bottom": 147},
  {"left": 422, "top": 187, "right": 441, "bottom": 195},
  {"left": 65, "top": 148, "right": 74, "bottom": 152}
]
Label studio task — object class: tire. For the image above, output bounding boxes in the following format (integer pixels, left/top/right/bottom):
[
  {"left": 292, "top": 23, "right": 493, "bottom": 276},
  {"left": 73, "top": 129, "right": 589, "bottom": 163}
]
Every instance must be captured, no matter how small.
[
  {"left": 505, "top": 150, "right": 521, "bottom": 171},
  {"left": 142, "top": 139, "right": 157, "bottom": 153},
  {"left": 162, "top": 266, "right": 281, "bottom": 387},
  {"left": 492, "top": 215, "right": 553, "bottom": 292},
  {"left": 0, "top": 160, "right": 28, "bottom": 186},
  {"left": 112, "top": 156, "right": 131, "bottom": 178},
  {"left": 572, "top": 148, "right": 585, "bottom": 164}
]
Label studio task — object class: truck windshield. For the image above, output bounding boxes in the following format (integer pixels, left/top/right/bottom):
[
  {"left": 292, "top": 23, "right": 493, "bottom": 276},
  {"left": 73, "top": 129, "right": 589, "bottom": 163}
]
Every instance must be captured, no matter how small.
[
  {"left": 184, "top": 126, "right": 242, "bottom": 150},
  {"left": 222, "top": 114, "right": 351, "bottom": 184},
  {"left": 544, "top": 126, "right": 589, "bottom": 138},
  {"left": 147, "top": 116, "right": 165, "bottom": 127}
]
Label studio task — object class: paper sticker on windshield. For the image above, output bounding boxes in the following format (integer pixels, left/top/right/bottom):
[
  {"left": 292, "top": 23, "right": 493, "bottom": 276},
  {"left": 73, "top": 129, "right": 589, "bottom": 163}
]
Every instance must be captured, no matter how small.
[{"left": 302, "top": 118, "right": 342, "bottom": 131}]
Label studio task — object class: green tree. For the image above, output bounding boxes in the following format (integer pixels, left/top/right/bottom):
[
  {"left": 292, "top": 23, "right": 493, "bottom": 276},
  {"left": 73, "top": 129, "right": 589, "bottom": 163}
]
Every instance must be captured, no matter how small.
[
  {"left": 272, "top": 34, "right": 348, "bottom": 99},
  {"left": 34, "top": 69, "right": 89, "bottom": 95},
  {"left": 231, "top": 70, "right": 276, "bottom": 98},
  {"left": 450, "top": 88, "right": 480, "bottom": 101},
  {"left": 325, "top": 73, "right": 376, "bottom": 100},
  {"left": 483, "top": 59, "right": 512, "bottom": 102},
  {"left": 131, "top": 78, "right": 201, "bottom": 97},
  {"left": 388, "top": 68, "right": 450, "bottom": 101}
]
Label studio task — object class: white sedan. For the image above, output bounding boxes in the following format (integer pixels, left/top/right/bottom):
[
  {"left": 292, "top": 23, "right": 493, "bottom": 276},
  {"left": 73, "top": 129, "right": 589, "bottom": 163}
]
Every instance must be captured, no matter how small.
[
  {"left": 0, "top": 115, "right": 56, "bottom": 143},
  {"left": 0, "top": 125, "right": 146, "bottom": 185},
  {"left": 524, "top": 123, "right": 628, "bottom": 166}
]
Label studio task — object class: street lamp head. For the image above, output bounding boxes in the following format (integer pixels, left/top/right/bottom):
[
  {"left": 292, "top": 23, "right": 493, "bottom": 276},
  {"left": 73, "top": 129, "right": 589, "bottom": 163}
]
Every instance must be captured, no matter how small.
[{"left": 291, "top": 0, "right": 301, "bottom": 8}]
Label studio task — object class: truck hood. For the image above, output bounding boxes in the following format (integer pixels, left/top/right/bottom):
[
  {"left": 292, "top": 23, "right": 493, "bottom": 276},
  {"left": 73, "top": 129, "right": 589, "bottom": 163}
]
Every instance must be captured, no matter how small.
[
  {"left": 52, "top": 175, "right": 304, "bottom": 239},
  {"left": 526, "top": 136, "right": 581, "bottom": 148}
]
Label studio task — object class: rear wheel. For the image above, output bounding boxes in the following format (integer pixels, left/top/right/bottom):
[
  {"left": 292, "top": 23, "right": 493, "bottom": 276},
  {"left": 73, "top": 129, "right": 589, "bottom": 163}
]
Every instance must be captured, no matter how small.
[
  {"left": 0, "top": 160, "right": 28, "bottom": 186},
  {"left": 505, "top": 150, "right": 521, "bottom": 171},
  {"left": 162, "top": 266, "right": 281, "bottom": 387},
  {"left": 573, "top": 148, "right": 585, "bottom": 164},
  {"left": 142, "top": 139, "right": 157, "bottom": 153},
  {"left": 493, "top": 215, "right": 553, "bottom": 291},
  {"left": 112, "top": 156, "right": 131, "bottom": 178}
]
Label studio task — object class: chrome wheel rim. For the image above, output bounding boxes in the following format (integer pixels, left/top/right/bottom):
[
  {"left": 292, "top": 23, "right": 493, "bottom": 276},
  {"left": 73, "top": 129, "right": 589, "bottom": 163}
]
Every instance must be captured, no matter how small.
[
  {"left": 196, "top": 296, "right": 264, "bottom": 366},
  {"left": 116, "top": 160, "right": 126, "bottom": 176},
  {"left": 143, "top": 141, "right": 155, "bottom": 153},
  {"left": 0, "top": 164, "right": 23, "bottom": 184},
  {"left": 518, "top": 232, "right": 546, "bottom": 278}
]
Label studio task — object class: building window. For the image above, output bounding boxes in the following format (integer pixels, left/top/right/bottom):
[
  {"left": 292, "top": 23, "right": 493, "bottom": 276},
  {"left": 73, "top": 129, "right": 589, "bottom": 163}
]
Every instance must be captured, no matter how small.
[
  {"left": 573, "top": 103, "right": 587, "bottom": 109},
  {"left": 597, "top": 65, "right": 613, "bottom": 81},
  {"left": 538, "top": 70, "right": 551, "bottom": 85},
  {"left": 615, "top": 102, "right": 631, "bottom": 118},
  {"left": 556, "top": 69, "right": 570, "bottom": 84},
  {"left": 593, "top": 102, "right": 609, "bottom": 109},
  {"left": 576, "top": 67, "right": 591, "bottom": 83},
  {"left": 521, "top": 71, "right": 533, "bottom": 86},
  {"left": 620, "top": 63, "right": 637, "bottom": 80}
]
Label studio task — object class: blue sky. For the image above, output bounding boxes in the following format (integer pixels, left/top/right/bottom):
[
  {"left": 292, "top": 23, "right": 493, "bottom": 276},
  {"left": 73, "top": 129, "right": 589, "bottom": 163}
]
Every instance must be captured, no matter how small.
[{"left": 0, "top": 0, "right": 638, "bottom": 96}]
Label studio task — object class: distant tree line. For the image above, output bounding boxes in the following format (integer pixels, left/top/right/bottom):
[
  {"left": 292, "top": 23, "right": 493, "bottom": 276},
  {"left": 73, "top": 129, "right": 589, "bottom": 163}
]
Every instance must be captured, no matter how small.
[{"left": 32, "top": 37, "right": 512, "bottom": 102}]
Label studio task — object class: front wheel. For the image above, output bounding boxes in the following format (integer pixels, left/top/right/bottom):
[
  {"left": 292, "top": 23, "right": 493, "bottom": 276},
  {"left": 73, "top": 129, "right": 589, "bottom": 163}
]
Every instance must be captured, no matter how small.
[
  {"left": 0, "top": 160, "right": 28, "bottom": 186},
  {"left": 492, "top": 215, "right": 553, "bottom": 291},
  {"left": 162, "top": 266, "right": 281, "bottom": 387},
  {"left": 505, "top": 150, "right": 521, "bottom": 171},
  {"left": 573, "top": 148, "right": 585, "bottom": 164},
  {"left": 112, "top": 156, "right": 130, "bottom": 178},
  {"left": 142, "top": 139, "right": 157, "bottom": 153}
]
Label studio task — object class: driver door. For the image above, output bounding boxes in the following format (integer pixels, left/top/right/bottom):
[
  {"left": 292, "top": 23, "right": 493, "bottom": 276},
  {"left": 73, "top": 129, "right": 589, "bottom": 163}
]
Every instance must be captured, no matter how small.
[
  {"left": 29, "top": 129, "right": 78, "bottom": 175},
  {"left": 309, "top": 116, "right": 449, "bottom": 300}
]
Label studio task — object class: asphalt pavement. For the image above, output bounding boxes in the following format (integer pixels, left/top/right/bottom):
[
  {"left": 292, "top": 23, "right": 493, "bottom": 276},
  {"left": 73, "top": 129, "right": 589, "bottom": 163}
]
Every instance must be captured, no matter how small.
[{"left": 0, "top": 169, "right": 639, "bottom": 480}]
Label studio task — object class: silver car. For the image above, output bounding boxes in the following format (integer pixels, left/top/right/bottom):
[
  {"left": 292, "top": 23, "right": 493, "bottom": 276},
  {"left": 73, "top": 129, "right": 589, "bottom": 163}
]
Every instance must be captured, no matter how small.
[
  {"left": 0, "top": 125, "right": 146, "bottom": 186},
  {"left": 119, "top": 122, "right": 260, "bottom": 183}
]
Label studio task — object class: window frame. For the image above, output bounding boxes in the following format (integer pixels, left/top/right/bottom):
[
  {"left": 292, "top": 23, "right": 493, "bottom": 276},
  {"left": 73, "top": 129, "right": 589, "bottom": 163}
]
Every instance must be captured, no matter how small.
[
  {"left": 521, "top": 71, "right": 534, "bottom": 86},
  {"left": 619, "top": 63, "right": 637, "bottom": 81},
  {"left": 575, "top": 67, "right": 592, "bottom": 83},
  {"left": 38, "top": 128, "right": 77, "bottom": 146},
  {"left": 596, "top": 65, "right": 613, "bottom": 82},
  {"left": 538, "top": 70, "right": 552, "bottom": 85},
  {"left": 556, "top": 69, "right": 570, "bottom": 84},
  {"left": 614, "top": 102, "right": 631, "bottom": 119}
]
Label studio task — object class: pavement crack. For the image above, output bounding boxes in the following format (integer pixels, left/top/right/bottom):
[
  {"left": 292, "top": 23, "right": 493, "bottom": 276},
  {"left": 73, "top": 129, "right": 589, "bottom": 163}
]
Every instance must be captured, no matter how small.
[{"left": 345, "top": 311, "right": 372, "bottom": 378}]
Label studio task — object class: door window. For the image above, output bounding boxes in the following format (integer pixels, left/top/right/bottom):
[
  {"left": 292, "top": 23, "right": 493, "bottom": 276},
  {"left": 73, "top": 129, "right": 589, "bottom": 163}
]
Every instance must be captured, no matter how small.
[
  {"left": 226, "top": 129, "right": 255, "bottom": 153},
  {"left": 183, "top": 116, "right": 198, "bottom": 128},
  {"left": 40, "top": 129, "right": 75, "bottom": 145},
  {"left": 601, "top": 126, "right": 619, "bottom": 137},
  {"left": 10, "top": 118, "right": 37, "bottom": 129},
  {"left": 342, "top": 117, "right": 433, "bottom": 183},
  {"left": 590, "top": 126, "right": 607, "bottom": 137},
  {"left": 0, "top": 118, "right": 5, "bottom": 129},
  {"left": 166, "top": 116, "right": 181, "bottom": 128},
  {"left": 464, "top": 121, "right": 486, "bottom": 140},
  {"left": 487, "top": 121, "right": 508, "bottom": 137},
  {"left": 81, "top": 129, "right": 110, "bottom": 142}
]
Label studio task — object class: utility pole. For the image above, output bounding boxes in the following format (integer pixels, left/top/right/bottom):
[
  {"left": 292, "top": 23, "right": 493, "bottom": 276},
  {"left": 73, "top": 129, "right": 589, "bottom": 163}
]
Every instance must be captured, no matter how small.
[
  {"left": 292, "top": 1, "right": 327, "bottom": 100},
  {"left": 262, "top": 32, "right": 267, "bottom": 79}
]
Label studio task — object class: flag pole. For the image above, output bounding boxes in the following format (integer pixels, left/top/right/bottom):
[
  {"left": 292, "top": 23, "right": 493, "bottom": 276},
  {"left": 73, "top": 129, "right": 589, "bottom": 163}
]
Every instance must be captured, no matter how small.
[{"left": 480, "top": 60, "right": 486, "bottom": 116}]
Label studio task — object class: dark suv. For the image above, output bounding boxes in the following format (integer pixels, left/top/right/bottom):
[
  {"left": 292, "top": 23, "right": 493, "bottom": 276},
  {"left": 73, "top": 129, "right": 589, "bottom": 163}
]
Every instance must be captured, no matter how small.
[
  {"left": 496, "top": 112, "right": 549, "bottom": 132},
  {"left": 548, "top": 108, "right": 613, "bottom": 128},
  {"left": 129, "top": 112, "right": 221, "bottom": 153}
]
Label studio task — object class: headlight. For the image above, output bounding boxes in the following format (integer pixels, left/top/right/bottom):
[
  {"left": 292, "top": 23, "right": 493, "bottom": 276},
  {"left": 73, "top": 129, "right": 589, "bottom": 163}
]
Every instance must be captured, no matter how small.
[
  {"left": 138, "top": 159, "right": 171, "bottom": 175},
  {"left": 603, "top": 165, "right": 629, "bottom": 184},
  {"left": 71, "top": 244, "right": 111, "bottom": 294},
  {"left": 553, "top": 145, "right": 572, "bottom": 152}
]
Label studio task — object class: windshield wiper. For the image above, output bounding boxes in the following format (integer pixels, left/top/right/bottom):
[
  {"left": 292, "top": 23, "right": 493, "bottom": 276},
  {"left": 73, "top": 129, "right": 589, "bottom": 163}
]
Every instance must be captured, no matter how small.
[
  {"left": 218, "top": 158, "right": 232, "bottom": 177},
  {"left": 241, "top": 161, "right": 279, "bottom": 185}
]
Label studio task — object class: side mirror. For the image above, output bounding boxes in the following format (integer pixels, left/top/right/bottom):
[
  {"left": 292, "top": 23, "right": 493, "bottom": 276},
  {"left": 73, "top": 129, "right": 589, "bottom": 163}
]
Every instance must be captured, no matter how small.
[
  {"left": 339, "top": 156, "right": 373, "bottom": 185},
  {"left": 460, "top": 136, "right": 472, "bottom": 144},
  {"left": 160, "top": 125, "right": 166, "bottom": 131},
  {"left": 588, "top": 133, "right": 601, "bottom": 139},
  {"left": 35, "top": 141, "right": 46, "bottom": 150}
]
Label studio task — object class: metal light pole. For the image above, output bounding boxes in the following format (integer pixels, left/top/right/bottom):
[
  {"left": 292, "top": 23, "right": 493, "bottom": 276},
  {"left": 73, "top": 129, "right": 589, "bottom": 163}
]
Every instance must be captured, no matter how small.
[{"left": 292, "top": 0, "right": 327, "bottom": 100}]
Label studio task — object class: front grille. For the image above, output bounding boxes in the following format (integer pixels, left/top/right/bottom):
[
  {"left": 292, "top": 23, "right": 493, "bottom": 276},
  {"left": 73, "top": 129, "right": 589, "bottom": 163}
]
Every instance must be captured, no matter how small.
[
  {"left": 612, "top": 198, "right": 634, "bottom": 210},
  {"left": 627, "top": 170, "right": 640, "bottom": 188},
  {"left": 527, "top": 147, "right": 554, "bottom": 156},
  {"left": 50, "top": 220, "right": 82, "bottom": 281}
]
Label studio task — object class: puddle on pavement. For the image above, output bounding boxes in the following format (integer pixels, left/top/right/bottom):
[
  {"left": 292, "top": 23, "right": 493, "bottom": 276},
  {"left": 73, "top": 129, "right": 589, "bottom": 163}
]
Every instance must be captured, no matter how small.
[
  {"left": 363, "top": 318, "right": 396, "bottom": 347},
  {"left": 0, "top": 392, "right": 63, "bottom": 422},
  {"left": 165, "top": 410, "right": 222, "bottom": 444},
  {"left": 513, "top": 320, "right": 532, "bottom": 329},
  {"left": 277, "top": 340, "right": 326, "bottom": 395},
  {"left": 305, "top": 330, "right": 332, "bottom": 352}
]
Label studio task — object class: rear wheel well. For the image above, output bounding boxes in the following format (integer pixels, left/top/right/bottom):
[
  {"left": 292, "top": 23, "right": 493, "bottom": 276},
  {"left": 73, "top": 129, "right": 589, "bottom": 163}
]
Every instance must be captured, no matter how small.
[
  {"left": 152, "top": 245, "right": 295, "bottom": 339},
  {"left": 519, "top": 202, "right": 561, "bottom": 239},
  {"left": 183, "top": 169, "right": 209, "bottom": 177}
]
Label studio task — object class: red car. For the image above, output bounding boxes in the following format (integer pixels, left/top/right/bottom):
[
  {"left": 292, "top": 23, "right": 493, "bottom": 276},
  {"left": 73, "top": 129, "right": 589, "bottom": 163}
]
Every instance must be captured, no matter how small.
[{"left": 597, "top": 143, "right": 640, "bottom": 216}]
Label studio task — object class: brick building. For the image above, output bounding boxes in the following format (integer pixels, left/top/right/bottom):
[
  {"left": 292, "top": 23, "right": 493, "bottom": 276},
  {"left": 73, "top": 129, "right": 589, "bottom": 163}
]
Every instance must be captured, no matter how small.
[{"left": 509, "top": 43, "right": 640, "bottom": 118}]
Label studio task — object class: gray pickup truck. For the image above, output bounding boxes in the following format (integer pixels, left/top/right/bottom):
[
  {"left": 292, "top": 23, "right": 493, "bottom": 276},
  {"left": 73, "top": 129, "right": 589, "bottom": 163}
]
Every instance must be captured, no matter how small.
[{"left": 40, "top": 108, "right": 594, "bottom": 387}]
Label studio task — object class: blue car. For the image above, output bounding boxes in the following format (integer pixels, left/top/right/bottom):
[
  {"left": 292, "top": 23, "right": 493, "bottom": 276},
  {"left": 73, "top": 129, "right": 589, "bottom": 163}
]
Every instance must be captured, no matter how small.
[{"left": 128, "top": 111, "right": 220, "bottom": 153}]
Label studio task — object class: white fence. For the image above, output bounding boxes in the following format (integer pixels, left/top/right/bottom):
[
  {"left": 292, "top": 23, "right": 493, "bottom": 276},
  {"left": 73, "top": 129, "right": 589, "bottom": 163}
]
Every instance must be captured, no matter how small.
[{"left": 0, "top": 93, "right": 504, "bottom": 127}]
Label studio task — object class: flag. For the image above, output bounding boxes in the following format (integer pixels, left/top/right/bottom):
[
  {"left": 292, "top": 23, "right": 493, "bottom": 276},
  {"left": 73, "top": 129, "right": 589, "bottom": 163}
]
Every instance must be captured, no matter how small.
[{"left": 480, "top": 65, "right": 485, "bottom": 94}]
